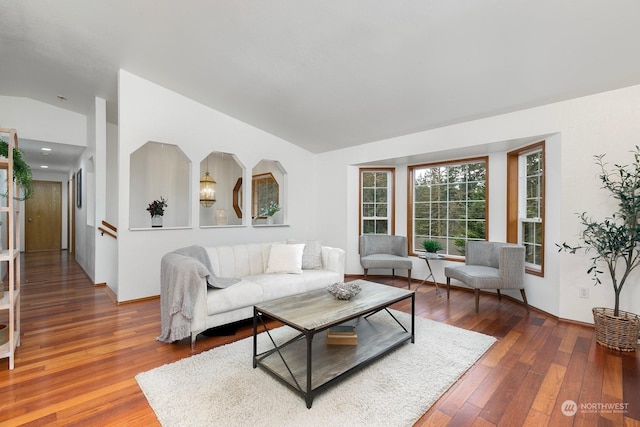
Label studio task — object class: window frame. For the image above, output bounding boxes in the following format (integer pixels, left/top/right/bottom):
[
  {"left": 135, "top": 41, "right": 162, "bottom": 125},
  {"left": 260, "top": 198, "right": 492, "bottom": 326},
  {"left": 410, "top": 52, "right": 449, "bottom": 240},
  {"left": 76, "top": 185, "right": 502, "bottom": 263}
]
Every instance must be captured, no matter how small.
[
  {"left": 408, "top": 156, "right": 489, "bottom": 257},
  {"left": 507, "top": 141, "right": 545, "bottom": 276},
  {"left": 359, "top": 168, "right": 395, "bottom": 236}
]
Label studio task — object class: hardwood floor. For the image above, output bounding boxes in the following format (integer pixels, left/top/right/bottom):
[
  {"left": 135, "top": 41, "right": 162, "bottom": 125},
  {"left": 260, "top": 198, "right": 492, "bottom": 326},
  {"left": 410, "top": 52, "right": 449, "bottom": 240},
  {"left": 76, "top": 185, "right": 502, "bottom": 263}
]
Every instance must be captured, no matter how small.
[{"left": 0, "top": 250, "right": 638, "bottom": 426}]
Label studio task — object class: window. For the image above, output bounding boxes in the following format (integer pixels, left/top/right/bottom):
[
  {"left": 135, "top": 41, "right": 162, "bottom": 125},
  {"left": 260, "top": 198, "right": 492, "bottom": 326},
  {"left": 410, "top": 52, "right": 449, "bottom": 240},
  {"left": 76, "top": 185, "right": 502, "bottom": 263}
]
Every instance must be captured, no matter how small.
[
  {"left": 507, "top": 142, "right": 545, "bottom": 275},
  {"left": 360, "top": 168, "right": 394, "bottom": 235},
  {"left": 408, "top": 158, "right": 488, "bottom": 256}
]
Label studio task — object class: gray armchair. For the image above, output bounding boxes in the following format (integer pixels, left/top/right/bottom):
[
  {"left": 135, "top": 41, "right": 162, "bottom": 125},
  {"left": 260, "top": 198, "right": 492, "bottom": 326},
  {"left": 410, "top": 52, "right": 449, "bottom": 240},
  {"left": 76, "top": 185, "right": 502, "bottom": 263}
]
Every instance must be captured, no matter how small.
[
  {"left": 444, "top": 241, "right": 527, "bottom": 313},
  {"left": 359, "top": 235, "right": 412, "bottom": 288}
]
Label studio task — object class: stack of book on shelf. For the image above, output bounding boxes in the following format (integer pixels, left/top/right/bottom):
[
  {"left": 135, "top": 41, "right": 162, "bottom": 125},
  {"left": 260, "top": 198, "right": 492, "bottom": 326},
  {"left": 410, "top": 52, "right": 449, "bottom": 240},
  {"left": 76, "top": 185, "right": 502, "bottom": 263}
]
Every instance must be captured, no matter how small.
[{"left": 326, "top": 323, "right": 358, "bottom": 346}]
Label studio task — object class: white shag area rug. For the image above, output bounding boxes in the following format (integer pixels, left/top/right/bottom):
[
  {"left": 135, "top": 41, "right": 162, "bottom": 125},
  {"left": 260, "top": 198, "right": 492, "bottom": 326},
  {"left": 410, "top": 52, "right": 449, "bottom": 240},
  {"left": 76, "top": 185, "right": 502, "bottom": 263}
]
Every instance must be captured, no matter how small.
[{"left": 136, "top": 310, "right": 496, "bottom": 427}]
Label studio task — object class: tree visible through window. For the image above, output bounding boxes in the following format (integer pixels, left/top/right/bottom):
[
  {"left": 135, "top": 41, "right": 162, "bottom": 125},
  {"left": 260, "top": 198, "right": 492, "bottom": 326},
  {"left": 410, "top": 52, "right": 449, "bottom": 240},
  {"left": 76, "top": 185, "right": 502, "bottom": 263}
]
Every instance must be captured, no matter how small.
[
  {"left": 409, "top": 158, "right": 487, "bottom": 256},
  {"left": 360, "top": 169, "right": 394, "bottom": 235}
]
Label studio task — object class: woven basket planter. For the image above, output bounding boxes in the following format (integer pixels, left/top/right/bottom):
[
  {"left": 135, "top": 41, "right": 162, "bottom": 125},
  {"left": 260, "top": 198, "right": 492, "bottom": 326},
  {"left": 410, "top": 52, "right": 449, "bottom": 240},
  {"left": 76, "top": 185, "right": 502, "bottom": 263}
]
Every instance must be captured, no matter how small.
[{"left": 592, "top": 307, "right": 640, "bottom": 352}]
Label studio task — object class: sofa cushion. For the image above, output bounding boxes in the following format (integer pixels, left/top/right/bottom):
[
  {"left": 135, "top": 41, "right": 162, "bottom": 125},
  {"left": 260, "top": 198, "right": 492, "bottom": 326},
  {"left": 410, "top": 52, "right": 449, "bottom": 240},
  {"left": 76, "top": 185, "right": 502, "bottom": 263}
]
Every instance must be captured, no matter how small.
[
  {"left": 266, "top": 243, "right": 304, "bottom": 274},
  {"left": 245, "top": 270, "right": 341, "bottom": 302},
  {"left": 249, "top": 273, "right": 309, "bottom": 301},
  {"left": 302, "top": 240, "right": 323, "bottom": 270},
  {"left": 206, "top": 279, "right": 265, "bottom": 315},
  {"left": 360, "top": 253, "right": 413, "bottom": 269},
  {"left": 444, "top": 265, "right": 501, "bottom": 289},
  {"left": 206, "top": 270, "right": 341, "bottom": 316},
  {"left": 299, "top": 269, "right": 342, "bottom": 292}
]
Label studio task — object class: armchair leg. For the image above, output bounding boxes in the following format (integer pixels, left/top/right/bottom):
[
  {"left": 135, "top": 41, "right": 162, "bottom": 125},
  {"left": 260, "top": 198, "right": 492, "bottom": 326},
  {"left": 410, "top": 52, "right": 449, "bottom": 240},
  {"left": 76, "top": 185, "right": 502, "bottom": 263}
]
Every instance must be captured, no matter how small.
[
  {"left": 475, "top": 289, "right": 480, "bottom": 314},
  {"left": 191, "top": 333, "right": 197, "bottom": 351},
  {"left": 407, "top": 269, "right": 411, "bottom": 289},
  {"left": 446, "top": 277, "right": 451, "bottom": 299},
  {"left": 392, "top": 268, "right": 396, "bottom": 279},
  {"left": 364, "top": 268, "right": 368, "bottom": 280},
  {"left": 497, "top": 289, "right": 501, "bottom": 301},
  {"left": 520, "top": 289, "right": 529, "bottom": 312}
]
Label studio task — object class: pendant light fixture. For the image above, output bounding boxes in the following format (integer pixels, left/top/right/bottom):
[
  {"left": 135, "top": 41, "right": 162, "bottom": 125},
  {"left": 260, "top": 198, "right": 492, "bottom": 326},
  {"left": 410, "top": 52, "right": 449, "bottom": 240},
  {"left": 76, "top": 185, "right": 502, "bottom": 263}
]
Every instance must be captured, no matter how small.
[{"left": 200, "top": 157, "right": 216, "bottom": 207}]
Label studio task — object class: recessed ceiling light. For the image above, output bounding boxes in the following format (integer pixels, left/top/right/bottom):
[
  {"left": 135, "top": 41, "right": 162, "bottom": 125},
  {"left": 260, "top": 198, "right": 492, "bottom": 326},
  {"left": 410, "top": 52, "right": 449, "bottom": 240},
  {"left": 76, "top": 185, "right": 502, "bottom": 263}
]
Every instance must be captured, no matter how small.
[
  {"left": 57, "top": 95, "right": 67, "bottom": 101},
  {"left": 41, "top": 147, "right": 52, "bottom": 151},
  {"left": 40, "top": 165, "right": 49, "bottom": 169}
]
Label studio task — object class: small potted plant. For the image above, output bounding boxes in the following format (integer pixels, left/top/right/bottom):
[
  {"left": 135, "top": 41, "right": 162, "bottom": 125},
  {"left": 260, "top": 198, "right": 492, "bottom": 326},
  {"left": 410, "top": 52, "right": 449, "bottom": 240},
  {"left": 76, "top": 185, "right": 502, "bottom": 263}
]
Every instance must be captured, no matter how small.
[
  {"left": 260, "top": 201, "right": 280, "bottom": 224},
  {"left": 147, "top": 197, "right": 167, "bottom": 227},
  {"left": 558, "top": 147, "right": 640, "bottom": 351},
  {"left": 422, "top": 239, "right": 443, "bottom": 259}
]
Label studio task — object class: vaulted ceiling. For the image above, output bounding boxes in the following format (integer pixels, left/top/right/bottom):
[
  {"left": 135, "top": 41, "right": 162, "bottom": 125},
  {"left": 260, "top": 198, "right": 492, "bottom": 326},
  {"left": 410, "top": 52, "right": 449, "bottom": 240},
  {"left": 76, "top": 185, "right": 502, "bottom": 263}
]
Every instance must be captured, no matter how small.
[{"left": 2, "top": 1, "right": 640, "bottom": 155}]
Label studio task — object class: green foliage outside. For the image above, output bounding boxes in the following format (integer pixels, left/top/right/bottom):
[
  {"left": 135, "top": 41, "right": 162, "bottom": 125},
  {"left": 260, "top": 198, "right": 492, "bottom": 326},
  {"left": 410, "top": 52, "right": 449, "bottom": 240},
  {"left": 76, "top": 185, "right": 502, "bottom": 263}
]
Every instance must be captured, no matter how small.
[{"left": 413, "top": 161, "right": 486, "bottom": 255}]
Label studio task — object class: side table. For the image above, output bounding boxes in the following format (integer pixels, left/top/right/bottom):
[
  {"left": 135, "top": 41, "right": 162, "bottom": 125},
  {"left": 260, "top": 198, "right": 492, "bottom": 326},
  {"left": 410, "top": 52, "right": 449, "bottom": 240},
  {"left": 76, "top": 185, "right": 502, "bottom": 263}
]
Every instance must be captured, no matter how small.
[{"left": 416, "top": 253, "right": 445, "bottom": 295}]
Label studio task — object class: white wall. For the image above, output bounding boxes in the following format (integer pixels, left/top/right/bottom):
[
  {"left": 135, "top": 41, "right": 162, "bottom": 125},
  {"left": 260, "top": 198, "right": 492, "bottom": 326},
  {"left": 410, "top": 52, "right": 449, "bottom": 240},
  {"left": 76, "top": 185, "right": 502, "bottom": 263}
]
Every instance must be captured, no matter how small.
[
  {"left": 0, "top": 96, "right": 86, "bottom": 147},
  {"left": 117, "top": 70, "right": 320, "bottom": 302},
  {"left": 106, "top": 122, "right": 119, "bottom": 226},
  {"left": 93, "top": 97, "right": 117, "bottom": 291},
  {"left": 315, "top": 84, "right": 640, "bottom": 324},
  {"left": 73, "top": 101, "right": 96, "bottom": 281}
]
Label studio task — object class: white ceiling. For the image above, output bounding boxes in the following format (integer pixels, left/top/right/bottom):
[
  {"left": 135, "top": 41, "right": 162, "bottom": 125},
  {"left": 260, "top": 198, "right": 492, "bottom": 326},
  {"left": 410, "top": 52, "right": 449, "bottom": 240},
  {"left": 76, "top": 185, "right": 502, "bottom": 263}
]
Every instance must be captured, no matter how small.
[
  {"left": 2, "top": 1, "right": 640, "bottom": 157},
  {"left": 19, "top": 138, "right": 85, "bottom": 175}
]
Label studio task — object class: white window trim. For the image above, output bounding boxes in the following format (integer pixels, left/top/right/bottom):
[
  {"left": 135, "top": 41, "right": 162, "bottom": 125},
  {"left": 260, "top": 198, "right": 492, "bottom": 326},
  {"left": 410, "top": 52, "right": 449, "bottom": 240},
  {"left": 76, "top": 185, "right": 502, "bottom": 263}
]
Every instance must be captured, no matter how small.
[
  {"left": 408, "top": 158, "right": 488, "bottom": 256},
  {"left": 360, "top": 168, "right": 394, "bottom": 235},
  {"left": 517, "top": 148, "right": 543, "bottom": 272}
]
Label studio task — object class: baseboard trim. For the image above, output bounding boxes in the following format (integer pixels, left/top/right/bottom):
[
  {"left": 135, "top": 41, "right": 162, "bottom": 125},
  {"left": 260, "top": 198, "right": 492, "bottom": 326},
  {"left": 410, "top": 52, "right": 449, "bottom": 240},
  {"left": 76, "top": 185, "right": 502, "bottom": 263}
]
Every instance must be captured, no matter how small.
[
  {"left": 102, "top": 285, "right": 118, "bottom": 305},
  {"left": 115, "top": 295, "right": 160, "bottom": 306},
  {"left": 348, "top": 274, "right": 596, "bottom": 328}
]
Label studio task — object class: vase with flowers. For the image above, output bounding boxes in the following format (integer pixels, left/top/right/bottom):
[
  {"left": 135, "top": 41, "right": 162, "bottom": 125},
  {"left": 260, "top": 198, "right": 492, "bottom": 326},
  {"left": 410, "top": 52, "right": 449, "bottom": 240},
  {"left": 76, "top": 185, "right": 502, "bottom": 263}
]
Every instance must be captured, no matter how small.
[
  {"left": 147, "top": 197, "right": 167, "bottom": 228},
  {"left": 260, "top": 201, "right": 280, "bottom": 225}
]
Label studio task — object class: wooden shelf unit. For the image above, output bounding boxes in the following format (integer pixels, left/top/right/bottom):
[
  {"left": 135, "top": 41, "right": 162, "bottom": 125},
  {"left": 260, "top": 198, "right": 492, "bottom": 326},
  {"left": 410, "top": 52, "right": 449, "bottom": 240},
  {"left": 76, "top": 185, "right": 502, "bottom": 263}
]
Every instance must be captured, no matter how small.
[{"left": 0, "top": 128, "right": 21, "bottom": 370}]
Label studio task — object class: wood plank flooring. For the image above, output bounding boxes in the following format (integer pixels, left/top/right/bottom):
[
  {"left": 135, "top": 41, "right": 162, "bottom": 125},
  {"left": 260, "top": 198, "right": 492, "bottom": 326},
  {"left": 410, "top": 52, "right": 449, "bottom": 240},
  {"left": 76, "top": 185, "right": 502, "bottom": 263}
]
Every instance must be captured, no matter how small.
[{"left": 0, "top": 250, "right": 638, "bottom": 426}]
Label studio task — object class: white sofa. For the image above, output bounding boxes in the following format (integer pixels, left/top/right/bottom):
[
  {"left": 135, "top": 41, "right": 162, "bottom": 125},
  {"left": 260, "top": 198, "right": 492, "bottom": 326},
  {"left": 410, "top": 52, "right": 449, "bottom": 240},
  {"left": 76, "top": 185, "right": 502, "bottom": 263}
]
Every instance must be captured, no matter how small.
[{"left": 159, "top": 241, "right": 345, "bottom": 347}]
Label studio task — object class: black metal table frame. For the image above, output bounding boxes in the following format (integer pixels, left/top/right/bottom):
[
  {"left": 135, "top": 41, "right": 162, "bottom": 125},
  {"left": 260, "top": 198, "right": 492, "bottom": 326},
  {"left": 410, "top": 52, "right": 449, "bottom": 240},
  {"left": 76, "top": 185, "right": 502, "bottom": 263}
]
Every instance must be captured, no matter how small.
[{"left": 252, "top": 292, "right": 415, "bottom": 408}]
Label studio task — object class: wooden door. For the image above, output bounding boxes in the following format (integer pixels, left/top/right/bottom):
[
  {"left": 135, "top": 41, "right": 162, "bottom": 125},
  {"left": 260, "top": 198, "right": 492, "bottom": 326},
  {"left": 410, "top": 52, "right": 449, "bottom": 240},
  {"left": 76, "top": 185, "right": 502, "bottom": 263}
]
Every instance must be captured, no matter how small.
[{"left": 25, "top": 181, "right": 62, "bottom": 251}]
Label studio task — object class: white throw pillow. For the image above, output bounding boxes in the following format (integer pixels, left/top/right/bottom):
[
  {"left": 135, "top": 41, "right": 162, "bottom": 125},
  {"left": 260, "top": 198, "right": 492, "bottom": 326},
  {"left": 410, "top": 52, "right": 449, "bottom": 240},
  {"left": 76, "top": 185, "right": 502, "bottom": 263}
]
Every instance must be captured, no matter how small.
[{"left": 266, "top": 243, "right": 305, "bottom": 274}]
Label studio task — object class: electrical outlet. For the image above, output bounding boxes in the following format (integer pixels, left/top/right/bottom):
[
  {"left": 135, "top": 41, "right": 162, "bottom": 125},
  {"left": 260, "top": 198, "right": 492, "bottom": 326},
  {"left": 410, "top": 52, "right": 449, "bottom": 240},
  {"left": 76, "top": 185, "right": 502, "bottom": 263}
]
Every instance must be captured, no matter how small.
[{"left": 579, "top": 288, "right": 589, "bottom": 298}]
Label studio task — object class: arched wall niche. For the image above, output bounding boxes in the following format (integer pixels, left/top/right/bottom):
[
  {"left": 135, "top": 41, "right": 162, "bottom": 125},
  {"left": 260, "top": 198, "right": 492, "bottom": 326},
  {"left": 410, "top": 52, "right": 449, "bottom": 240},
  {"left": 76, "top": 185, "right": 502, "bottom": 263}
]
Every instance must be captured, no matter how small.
[
  {"left": 252, "top": 159, "right": 286, "bottom": 226},
  {"left": 129, "top": 141, "right": 191, "bottom": 229},
  {"left": 199, "top": 151, "right": 244, "bottom": 227}
]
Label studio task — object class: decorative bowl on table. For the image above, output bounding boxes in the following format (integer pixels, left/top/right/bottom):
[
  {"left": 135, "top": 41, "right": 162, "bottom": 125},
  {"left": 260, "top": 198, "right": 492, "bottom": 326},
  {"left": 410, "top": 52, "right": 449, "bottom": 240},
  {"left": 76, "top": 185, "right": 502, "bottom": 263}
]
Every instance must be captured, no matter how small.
[{"left": 327, "top": 282, "right": 362, "bottom": 300}]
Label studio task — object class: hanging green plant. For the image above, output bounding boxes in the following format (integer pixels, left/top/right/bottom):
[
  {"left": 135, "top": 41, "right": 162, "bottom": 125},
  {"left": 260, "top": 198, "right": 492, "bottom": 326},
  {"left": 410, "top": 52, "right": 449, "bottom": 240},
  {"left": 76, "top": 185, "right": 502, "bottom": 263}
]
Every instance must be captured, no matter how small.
[{"left": 0, "top": 138, "right": 34, "bottom": 200}]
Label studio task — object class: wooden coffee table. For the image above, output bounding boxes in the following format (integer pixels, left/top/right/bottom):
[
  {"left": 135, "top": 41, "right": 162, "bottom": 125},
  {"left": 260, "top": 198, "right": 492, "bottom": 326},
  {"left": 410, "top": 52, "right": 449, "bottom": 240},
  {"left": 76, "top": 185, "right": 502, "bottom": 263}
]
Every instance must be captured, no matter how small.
[{"left": 252, "top": 279, "right": 415, "bottom": 408}]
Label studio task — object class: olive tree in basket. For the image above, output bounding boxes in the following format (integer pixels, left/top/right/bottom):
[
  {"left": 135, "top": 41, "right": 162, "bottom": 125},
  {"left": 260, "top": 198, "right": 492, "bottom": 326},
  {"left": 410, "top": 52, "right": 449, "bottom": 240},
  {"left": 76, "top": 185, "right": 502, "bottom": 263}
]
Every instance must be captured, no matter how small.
[{"left": 558, "top": 147, "right": 640, "bottom": 351}]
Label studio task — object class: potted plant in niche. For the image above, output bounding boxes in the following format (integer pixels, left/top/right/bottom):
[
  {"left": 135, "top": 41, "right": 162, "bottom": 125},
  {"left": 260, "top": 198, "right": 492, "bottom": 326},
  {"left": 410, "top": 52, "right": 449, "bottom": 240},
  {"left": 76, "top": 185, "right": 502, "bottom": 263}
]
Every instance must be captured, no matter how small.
[
  {"left": 147, "top": 197, "right": 167, "bottom": 228},
  {"left": 260, "top": 201, "right": 280, "bottom": 225},
  {"left": 558, "top": 147, "right": 640, "bottom": 351}
]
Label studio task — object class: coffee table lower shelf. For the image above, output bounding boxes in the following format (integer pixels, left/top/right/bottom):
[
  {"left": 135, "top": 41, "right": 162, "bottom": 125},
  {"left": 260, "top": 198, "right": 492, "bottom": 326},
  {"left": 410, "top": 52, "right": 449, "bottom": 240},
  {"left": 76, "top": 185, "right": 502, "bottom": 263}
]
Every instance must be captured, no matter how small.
[{"left": 254, "top": 311, "right": 411, "bottom": 408}]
